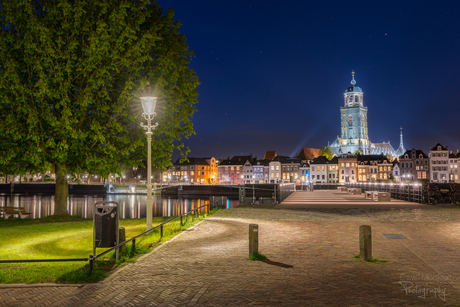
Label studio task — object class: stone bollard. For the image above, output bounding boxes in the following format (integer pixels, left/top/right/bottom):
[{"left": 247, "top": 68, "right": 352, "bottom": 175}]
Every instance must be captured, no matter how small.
[
  {"left": 249, "top": 224, "right": 258, "bottom": 257},
  {"left": 359, "top": 225, "right": 372, "bottom": 261},
  {"left": 119, "top": 227, "right": 126, "bottom": 254}
]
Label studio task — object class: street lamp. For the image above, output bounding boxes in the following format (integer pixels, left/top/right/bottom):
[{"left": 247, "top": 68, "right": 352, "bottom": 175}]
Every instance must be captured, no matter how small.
[{"left": 140, "top": 82, "right": 159, "bottom": 231}]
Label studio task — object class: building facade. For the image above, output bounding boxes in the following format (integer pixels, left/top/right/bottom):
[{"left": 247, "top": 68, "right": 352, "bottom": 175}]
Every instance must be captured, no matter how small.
[
  {"left": 448, "top": 152, "right": 460, "bottom": 183},
  {"left": 217, "top": 155, "right": 254, "bottom": 184},
  {"left": 165, "top": 158, "right": 215, "bottom": 184},
  {"left": 338, "top": 154, "right": 358, "bottom": 183},
  {"left": 429, "top": 143, "right": 449, "bottom": 183},
  {"left": 399, "top": 149, "right": 430, "bottom": 182},
  {"left": 310, "top": 156, "right": 329, "bottom": 184},
  {"left": 328, "top": 156, "right": 339, "bottom": 183},
  {"left": 281, "top": 157, "right": 302, "bottom": 183}
]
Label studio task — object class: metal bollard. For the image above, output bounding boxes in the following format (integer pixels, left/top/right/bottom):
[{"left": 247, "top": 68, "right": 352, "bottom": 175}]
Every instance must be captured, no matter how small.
[
  {"left": 160, "top": 225, "right": 163, "bottom": 238},
  {"left": 88, "top": 255, "right": 94, "bottom": 275},
  {"left": 119, "top": 227, "right": 126, "bottom": 254},
  {"left": 195, "top": 209, "right": 198, "bottom": 218},
  {"left": 359, "top": 225, "right": 372, "bottom": 261},
  {"left": 131, "top": 239, "right": 136, "bottom": 256},
  {"left": 249, "top": 224, "right": 258, "bottom": 257}
]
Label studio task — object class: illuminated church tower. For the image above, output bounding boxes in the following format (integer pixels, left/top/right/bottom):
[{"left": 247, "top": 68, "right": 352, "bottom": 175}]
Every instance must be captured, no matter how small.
[{"left": 330, "top": 71, "right": 371, "bottom": 154}]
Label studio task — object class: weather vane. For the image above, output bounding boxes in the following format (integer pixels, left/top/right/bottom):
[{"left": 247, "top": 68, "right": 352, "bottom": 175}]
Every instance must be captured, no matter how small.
[{"left": 351, "top": 70, "right": 356, "bottom": 86}]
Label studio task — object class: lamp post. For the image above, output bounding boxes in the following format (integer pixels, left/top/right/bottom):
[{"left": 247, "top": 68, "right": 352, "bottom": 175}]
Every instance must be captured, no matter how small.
[{"left": 140, "top": 83, "right": 158, "bottom": 230}]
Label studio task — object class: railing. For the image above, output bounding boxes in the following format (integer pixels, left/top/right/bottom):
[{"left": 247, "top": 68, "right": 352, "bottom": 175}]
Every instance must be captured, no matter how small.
[
  {"left": 313, "top": 183, "right": 340, "bottom": 190},
  {"left": 238, "top": 183, "right": 295, "bottom": 204},
  {"left": 0, "top": 200, "right": 223, "bottom": 275},
  {"left": 345, "top": 182, "right": 423, "bottom": 203}
]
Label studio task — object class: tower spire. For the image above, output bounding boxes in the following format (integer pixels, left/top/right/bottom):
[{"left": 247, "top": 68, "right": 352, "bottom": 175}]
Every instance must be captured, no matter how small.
[
  {"left": 351, "top": 70, "right": 356, "bottom": 86},
  {"left": 400, "top": 126, "right": 404, "bottom": 148}
]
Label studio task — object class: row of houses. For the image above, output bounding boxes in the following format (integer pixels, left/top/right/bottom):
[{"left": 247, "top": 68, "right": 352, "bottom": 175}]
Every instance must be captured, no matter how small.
[
  {"left": 162, "top": 148, "right": 320, "bottom": 184},
  {"left": 162, "top": 143, "right": 460, "bottom": 184},
  {"left": 3, "top": 143, "right": 458, "bottom": 185},
  {"left": 310, "top": 143, "right": 460, "bottom": 184}
]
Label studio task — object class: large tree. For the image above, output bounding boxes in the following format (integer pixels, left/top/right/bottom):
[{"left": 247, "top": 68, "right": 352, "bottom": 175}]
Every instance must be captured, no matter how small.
[{"left": 0, "top": 0, "right": 199, "bottom": 214}]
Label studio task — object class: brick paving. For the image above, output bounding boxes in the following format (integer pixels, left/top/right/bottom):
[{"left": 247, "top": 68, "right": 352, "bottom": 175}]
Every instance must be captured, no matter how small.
[{"left": 2, "top": 190, "right": 460, "bottom": 306}]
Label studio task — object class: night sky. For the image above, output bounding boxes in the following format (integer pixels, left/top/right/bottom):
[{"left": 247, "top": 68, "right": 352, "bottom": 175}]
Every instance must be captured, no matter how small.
[{"left": 159, "top": 0, "right": 460, "bottom": 161}]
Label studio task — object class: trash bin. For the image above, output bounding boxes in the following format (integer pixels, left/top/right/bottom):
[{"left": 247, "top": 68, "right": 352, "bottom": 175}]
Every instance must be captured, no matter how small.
[{"left": 93, "top": 201, "right": 119, "bottom": 249}]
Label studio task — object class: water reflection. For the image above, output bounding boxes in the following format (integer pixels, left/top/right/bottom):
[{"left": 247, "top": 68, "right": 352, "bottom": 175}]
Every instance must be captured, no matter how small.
[{"left": 0, "top": 194, "right": 238, "bottom": 219}]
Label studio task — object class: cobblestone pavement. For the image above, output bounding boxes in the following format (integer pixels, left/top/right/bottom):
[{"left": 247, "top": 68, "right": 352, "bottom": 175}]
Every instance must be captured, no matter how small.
[{"left": 2, "top": 191, "right": 460, "bottom": 306}]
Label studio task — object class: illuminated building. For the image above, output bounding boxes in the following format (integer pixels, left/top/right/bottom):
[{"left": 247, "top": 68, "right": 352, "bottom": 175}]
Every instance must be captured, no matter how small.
[
  {"left": 165, "top": 157, "right": 216, "bottom": 184},
  {"left": 399, "top": 149, "right": 430, "bottom": 181},
  {"left": 429, "top": 143, "right": 449, "bottom": 183},
  {"left": 217, "top": 155, "right": 254, "bottom": 184},
  {"left": 329, "top": 72, "right": 405, "bottom": 157}
]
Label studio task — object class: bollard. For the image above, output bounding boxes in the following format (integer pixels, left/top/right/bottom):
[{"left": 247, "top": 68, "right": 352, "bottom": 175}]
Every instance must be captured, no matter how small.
[
  {"left": 119, "top": 227, "right": 126, "bottom": 254},
  {"left": 88, "top": 255, "right": 94, "bottom": 275},
  {"left": 239, "top": 185, "right": 246, "bottom": 205},
  {"left": 359, "top": 225, "right": 372, "bottom": 261},
  {"left": 160, "top": 225, "right": 163, "bottom": 238},
  {"left": 131, "top": 239, "right": 136, "bottom": 256},
  {"left": 249, "top": 224, "right": 259, "bottom": 257},
  {"left": 195, "top": 209, "right": 198, "bottom": 218}
]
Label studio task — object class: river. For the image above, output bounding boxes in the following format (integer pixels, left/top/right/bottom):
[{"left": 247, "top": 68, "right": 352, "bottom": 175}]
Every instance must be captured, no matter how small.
[{"left": 0, "top": 194, "right": 238, "bottom": 219}]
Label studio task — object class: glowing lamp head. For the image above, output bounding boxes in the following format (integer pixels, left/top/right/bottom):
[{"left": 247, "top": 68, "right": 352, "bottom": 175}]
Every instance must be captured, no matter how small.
[{"left": 140, "top": 83, "right": 157, "bottom": 115}]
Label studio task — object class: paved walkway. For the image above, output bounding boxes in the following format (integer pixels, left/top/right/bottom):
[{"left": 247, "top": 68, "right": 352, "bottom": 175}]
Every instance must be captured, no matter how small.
[
  {"left": 277, "top": 190, "right": 432, "bottom": 209},
  {"left": 2, "top": 191, "right": 460, "bottom": 306}
]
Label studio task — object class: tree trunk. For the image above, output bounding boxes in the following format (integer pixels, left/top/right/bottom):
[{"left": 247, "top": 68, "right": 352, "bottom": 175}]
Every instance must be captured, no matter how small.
[{"left": 54, "top": 164, "right": 69, "bottom": 215}]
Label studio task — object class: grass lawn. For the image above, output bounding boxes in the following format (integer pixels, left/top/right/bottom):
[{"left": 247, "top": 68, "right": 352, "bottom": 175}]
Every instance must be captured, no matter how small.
[{"left": 0, "top": 209, "right": 220, "bottom": 284}]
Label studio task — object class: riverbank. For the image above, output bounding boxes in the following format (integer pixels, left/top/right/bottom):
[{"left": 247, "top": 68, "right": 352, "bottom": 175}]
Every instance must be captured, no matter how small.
[{"left": 0, "top": 209, "right": 220, "bottom": 284}]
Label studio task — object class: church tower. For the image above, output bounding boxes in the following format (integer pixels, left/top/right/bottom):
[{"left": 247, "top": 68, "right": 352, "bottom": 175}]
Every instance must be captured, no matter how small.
[{"left": 338, "top": 71, "right": 370, "bottom": 154}]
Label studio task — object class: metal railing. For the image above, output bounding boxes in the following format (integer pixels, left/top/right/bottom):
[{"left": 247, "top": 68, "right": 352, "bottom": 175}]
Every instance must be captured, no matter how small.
[
  {"left": 0, "top": 200, "right": 222, "bottom": 275},
  {"left": 313, "top": 183, "right": 340, "bottom": 190},
  {"left": 238, "top": 183, "right": 295, "bottom": 204}
]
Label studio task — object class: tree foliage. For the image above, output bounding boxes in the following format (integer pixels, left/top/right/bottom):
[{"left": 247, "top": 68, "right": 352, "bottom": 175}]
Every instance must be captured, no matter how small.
[
  {"left": 0, "top": 0, "right": 199, "bottom": 213},
  {"left": 319, "top": 146, "right": 333, "bottom": 160}
]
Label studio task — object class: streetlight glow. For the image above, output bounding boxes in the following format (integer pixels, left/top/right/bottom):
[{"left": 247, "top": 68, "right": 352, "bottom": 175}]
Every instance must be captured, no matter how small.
[{"left": 140, "top": 82, "right": 159, "bottom": 231}]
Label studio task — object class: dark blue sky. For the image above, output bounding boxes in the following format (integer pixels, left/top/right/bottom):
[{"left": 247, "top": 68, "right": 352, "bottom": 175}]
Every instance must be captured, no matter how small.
[{"left": 159, "top": 0, "right": 460, "bottom": 160}]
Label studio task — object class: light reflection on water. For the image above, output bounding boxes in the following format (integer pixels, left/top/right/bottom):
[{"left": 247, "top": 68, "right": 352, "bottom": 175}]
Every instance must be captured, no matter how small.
[{"left": 0, "top": 194, "right": 237, "bottom": 219}]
